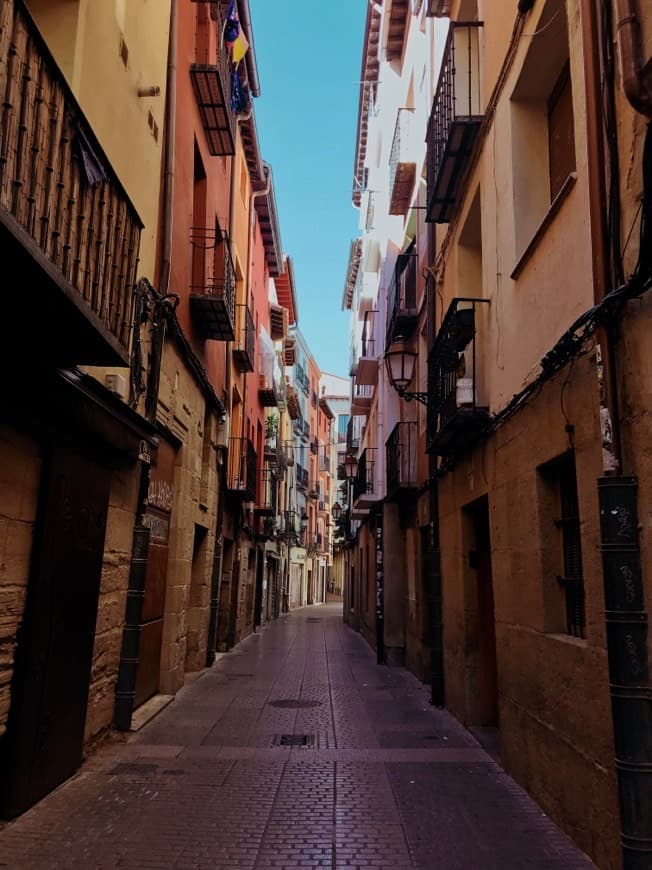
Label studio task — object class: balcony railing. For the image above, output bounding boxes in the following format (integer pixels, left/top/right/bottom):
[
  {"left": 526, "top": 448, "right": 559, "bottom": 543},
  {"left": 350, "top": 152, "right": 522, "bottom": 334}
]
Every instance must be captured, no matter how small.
[
  {"left": 189, "top": 228, "right": 236, "bottom": 340},
  {"left": 190, "top": 1, "right": 236, "bottom": 156},
  {"left": 310, "top": 438, "right": 319, "bottom": 455},
  {"left": 353, "top": 448, "right": 378, "bottom": 504},
  {"left": 0, "top": 1, "right": 142, "bottom": 365},
  {"left": 389, "top": 109, "right": 417, "bottom": 216},
  {"left": 258, "top": 371, "right": 279, "bottom": 407},
  {"left": 320, "top": 453, "right": 331, "bottom": 473},
  {"left": 296, "top": 365, "right": 310, "bottom": 395},
  {"left": 365, "top": 191, "right": 376, "bottom": 231},
  {"left": 314, "top": 533, "right": 323, "bottom": 551},
  {"left": 257, "top": 465, "right": 277, "bottom": 517},
  {"left": 311, "top": 390, "right": 318, "bottom": 409},
  {"left": 426, "top": 22, "right": 483, "bottom": 223},
  {"left": 351, "top": 383, "right": 373, "bottom": 417},
  {"left": 233, "top": 304, "right": 255, "bottom": 372},
  {"left": 296, "top": 464, "right": 309, "bottom": 492},
  {"left": 286, "top": 384, "right": 301, "bottom": 420},
  {"left": 386, "top": 252, "right": 418, "bottom": 348},
  {"left": 308, "top": 482, "right": 320, "bottom": 501},
  {"left": 427, "top": 298, "right": 490, "bottom": 455},
  {"left": 386, "top": 422, "right": 418, "bottom": 498},
  {"left": 356, "top": 309, "right": 378, "bottom": 386},
  {"left": 227, "top": 437, "right": 257, "bottom": 501}
]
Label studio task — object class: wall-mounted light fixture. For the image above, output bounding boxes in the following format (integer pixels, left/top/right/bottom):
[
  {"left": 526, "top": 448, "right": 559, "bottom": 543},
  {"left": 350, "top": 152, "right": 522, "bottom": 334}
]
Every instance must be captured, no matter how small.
[{"left": 384, "top": 340, "right": 429, "bottom": 405}]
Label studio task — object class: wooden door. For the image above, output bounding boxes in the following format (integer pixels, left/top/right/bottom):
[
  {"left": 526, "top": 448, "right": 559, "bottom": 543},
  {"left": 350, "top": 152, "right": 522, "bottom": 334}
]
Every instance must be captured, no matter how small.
[
  {"left": 134, "top": 441, "right": 175, "bottom": 708},
  {"left": 1, "top": 446, "right": 110, "bottom": 818}
]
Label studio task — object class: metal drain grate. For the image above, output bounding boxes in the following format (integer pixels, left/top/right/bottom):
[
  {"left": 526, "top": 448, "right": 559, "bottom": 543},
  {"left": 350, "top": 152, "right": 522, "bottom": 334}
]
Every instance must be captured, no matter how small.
[
  {"left": 269, "top": 698, "right": 322, "bottom": 709},
  {"left": 277, "top": 734, "right": 315, "bottom": 747},
  {"left": 306, "top": 618, "right": 322, "bottom": 623},
  {"left": 109, "top": 763, "right": 158, "bottom": 776}
]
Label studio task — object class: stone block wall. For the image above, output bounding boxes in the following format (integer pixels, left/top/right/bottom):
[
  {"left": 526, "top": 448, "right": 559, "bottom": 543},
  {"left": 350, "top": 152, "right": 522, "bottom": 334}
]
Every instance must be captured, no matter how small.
[{"left": 438, "top": 353, "right": 621, "bottom": 869}]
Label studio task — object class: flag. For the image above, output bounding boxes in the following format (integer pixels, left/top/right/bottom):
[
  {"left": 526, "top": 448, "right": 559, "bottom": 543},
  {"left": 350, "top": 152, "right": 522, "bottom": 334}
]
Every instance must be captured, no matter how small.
[
  {"left": 231, "top": 69, "right": 249, "bottom": 114},
  {"left": 231, "top": 28, "right": 249, "bottom": 64},
  {"left": 224, "top": 0, "right": 239, "bottom": 45}
]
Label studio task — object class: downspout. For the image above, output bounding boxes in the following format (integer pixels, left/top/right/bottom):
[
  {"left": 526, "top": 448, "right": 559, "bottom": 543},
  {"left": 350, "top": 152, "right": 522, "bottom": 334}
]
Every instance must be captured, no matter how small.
[
  {"left": 115, "top": 0, "right": 178, "bottom": 731},
  {"left": 614, "top": 0, "right": 652, "bottom": 118},
  {"left": 580, "top": 1, "right": 652, "bottom": 865}
]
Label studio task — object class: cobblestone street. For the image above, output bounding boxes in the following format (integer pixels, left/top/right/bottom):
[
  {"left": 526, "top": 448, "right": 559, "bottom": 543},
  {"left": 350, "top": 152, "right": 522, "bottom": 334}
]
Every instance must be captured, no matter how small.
[{"left": 0, "top": 605, "right": 593, "bottom": 869}]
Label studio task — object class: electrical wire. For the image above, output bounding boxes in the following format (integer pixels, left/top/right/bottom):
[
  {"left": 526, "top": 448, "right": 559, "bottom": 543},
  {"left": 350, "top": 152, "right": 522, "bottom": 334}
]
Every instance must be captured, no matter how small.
[{"left": 487, "top": 123, "right": 652, "bottom": 436}]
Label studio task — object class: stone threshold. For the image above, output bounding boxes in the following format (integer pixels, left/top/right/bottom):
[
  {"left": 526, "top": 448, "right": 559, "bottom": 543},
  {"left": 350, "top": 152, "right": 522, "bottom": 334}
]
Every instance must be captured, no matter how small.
[{"left": 130, "top": 694, "right": 175, "bottom": 732}]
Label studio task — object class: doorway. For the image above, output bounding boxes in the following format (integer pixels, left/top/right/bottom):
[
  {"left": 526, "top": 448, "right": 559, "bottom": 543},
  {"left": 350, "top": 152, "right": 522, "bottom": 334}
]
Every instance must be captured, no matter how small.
[
  {"left": 463, "top": 497, "right": 499, "bottom": 734},
  {"left": 134, "top": 440, "right": 175, "bottom": 708},
  {"left": 1, "top": 445, "right": 111, "bottom": 818}
]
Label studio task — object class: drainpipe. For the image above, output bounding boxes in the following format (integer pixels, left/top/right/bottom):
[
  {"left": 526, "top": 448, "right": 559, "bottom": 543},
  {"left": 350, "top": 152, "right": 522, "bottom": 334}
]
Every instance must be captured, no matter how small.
[
  {"left": 115, "top": 0, "right": 178, "bottom": 732},
  {"left": 614, "top": 0, "right": 652, "bottom": 118},
  {"left": 581, "top": 1, "right": 651, "bottom": 865}
]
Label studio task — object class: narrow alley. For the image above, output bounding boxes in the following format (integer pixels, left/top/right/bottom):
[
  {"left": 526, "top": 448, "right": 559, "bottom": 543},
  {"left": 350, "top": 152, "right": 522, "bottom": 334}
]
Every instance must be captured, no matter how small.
[{"left": 0, "top": 605, "right": 591, "bottom": 870}]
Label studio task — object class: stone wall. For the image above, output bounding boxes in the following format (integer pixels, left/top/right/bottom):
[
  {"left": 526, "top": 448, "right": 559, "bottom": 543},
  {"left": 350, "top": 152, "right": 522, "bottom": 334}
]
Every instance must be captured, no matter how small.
[
  {"left": 157, "top": 341, "right": 220, "bottom": 692},
  {"left": 439, "top": 353, "right": 621, "bottom": 869},
  {"left": 85, "top": 464, "right": 139, "bottom": 746}
]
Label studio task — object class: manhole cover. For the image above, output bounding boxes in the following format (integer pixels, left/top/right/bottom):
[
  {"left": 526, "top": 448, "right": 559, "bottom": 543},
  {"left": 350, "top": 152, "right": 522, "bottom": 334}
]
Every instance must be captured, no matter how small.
[
  {"left": 277, "top": 734, "right": 315, "bottom": 747},
  {"left": 109, "top": 763, "right": 158, "bottom": 776},
  {"left": 269, "top": 698, "right": 322, "bottom": 709}
]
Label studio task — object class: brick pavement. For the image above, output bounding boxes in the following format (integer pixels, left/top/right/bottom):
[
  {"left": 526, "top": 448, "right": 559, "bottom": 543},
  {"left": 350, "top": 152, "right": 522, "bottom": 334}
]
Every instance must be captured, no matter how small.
[{"left": 0, "top": 605, "right": 594, "bottom": 869}]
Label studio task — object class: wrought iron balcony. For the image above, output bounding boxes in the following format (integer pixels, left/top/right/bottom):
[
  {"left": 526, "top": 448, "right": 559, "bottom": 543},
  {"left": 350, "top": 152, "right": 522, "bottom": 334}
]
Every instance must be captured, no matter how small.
[
  {"left": 283, "top": 337, "right": 297, "bottom": 366},
  {"left": 386, "top": 252, "right": 418, "bottom": 348},
  {"left": 259, "top": 371, "right": 279, "bottom": 407},
  {"left": 189, "top": 1, "right": 236, "bottom": 156},
  {"left": 426, "top": 0, "right": 451, "bottom": 15},
  {"left": 0, "top": 1, "right": 142, "bottom": 365},
  {"left": 310, "top": 438, "right": 319, "bottom": 456},
  {"left": 227, "top": 437, "right": 257, "bottom": 502},
  {"left": 355, "top": 309, "right": 378, "bottom": 387},
  {"left": 351, "top": 384, "right": 373, "bottom": 417},
  {"left": 296, "top": 365, "right": 310, "bottom": 395},
  {"left": 427, "top": 298, "right": 490, "bottom": 455},
  {"left": 426, "top": 22, "right": 484, "bottom": 223},
  {"left": 308, "top": 482, "right": 320, "bottom": 501},
  {"left": 190, "top": 228, "right": 236, "bottom": 340},
  {"left": 233, "top": 304, "right": 255, "bottom": 372},
  {"left": 389, "top": 109, "right": 417, "bottom": 216},
  {"left": 286, "top": 384, "right": 301, "bottom": 420},
  {"left": 311, "top": 390, "right": 318, "bottom": 409},
  {"left": 256, "top": 465, "right": 278, "bottom": 517},
  {"left": 314, "top": 532, "right": 324, "bottom": 551},
  {"left": 320, "top": 453, "right": 331, "bottom": 473},
  {"left": 353, "top": 448, "right": 378, "bottom": 507},
  {"left": 386, "top": 422, "right": 418, "bottom": 499},
  {"left": 295, "top": 463, "right": 308, "bottom": 493}
]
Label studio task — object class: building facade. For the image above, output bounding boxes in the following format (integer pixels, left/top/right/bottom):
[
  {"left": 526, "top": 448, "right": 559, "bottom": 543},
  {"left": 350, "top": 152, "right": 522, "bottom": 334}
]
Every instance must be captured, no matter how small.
[{"left": 345, "top": 1, "right": 652, "bottom": 867}]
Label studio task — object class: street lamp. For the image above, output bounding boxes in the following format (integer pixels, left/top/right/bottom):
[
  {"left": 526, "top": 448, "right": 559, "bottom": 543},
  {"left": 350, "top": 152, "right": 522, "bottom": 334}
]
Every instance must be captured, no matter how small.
[
  {"left": 384, "top": 339, "right": 429, "bottom": 405},
  {"left": 344, "top": 453, "right": 359, "bottom": 482},
  {"left": 332, "top": 502, "right": 342, "bottom": 521}
]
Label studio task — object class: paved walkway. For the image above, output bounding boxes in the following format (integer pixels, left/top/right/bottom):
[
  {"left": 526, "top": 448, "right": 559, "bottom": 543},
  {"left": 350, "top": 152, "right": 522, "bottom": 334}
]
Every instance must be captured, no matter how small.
[{"left": 0, "top": 605, "right": 593, "bottom": 869}]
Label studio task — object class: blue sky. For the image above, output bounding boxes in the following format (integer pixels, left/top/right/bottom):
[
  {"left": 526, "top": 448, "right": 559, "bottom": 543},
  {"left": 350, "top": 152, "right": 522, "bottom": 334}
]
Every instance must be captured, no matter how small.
[{"left": 249, "top": 1, "right": 366, "bottom": 378}]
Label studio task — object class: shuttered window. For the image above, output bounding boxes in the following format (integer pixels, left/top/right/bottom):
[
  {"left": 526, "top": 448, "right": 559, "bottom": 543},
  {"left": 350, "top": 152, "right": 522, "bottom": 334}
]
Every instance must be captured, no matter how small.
[
  {"left": 555, "top": 453, "right": 586, "bottom": 638},
  {"left": 548, "top": 63, "right": 576, "bottom": 201}
]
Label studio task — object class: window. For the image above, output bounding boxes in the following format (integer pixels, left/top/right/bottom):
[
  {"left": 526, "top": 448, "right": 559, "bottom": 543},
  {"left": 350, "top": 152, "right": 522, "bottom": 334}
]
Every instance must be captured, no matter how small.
[
  {"left": 538, "top": 452, "right": 586, "bottom": 639},
  {"left": 548, "top": 63, "right": 576, "bottom": 201},
  {"left": 510, "top": 0, "right": 575, "bottom": 258}
]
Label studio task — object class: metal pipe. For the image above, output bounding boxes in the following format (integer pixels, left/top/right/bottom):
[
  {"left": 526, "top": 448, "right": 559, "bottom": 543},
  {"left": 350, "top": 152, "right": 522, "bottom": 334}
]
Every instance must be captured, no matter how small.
[
  {"left": 613, "top": 0, "right": 652, "bottom": 117},
  {"left": 583, "top": 2, "right": 652, "bottom": 866},
  {"left": 159, "top": 0, "right": 177, "bottom": 296}
]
